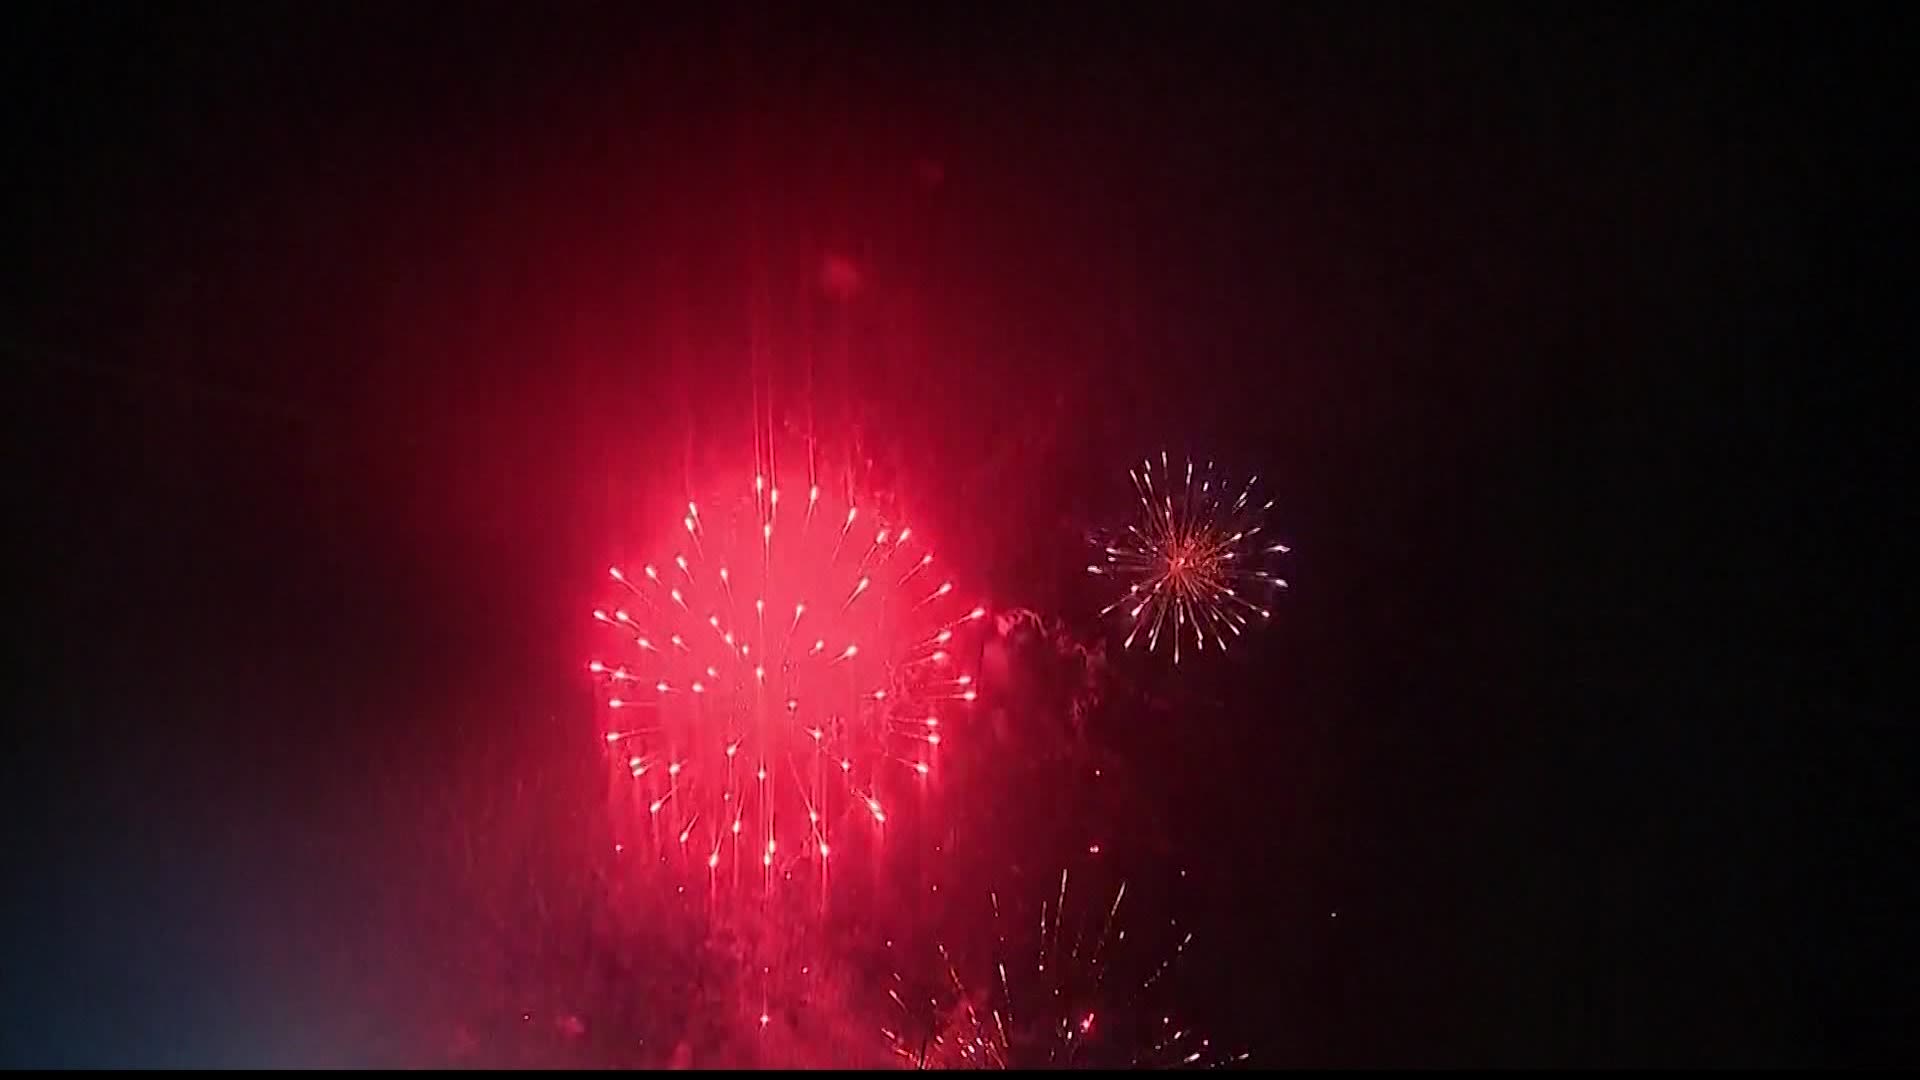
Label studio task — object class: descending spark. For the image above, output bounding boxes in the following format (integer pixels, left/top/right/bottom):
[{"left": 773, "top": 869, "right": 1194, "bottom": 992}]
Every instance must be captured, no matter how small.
[{"left": 886, "top": 866, "right": 1247, "bottom": 1069}]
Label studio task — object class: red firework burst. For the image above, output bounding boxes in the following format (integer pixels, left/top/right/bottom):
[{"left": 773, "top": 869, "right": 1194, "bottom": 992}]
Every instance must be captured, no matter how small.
[{"left": 589, "top": 455, "right": 986, "bottom": 904}]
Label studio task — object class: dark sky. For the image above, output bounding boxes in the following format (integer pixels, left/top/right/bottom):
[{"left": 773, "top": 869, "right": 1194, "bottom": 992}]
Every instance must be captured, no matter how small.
[{"left": 3, "top": 3, "right": 1905, "bottom": 1068}]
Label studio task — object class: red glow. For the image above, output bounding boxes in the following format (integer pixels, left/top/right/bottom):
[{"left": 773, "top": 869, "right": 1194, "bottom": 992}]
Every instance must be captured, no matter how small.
[{"left": 588, "top": 452, "right": 988, "bottom": 1020}]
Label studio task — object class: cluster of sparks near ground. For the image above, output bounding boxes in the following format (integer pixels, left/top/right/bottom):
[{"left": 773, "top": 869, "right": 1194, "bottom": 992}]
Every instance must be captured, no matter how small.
[
  {"left": 882, "top": 869, "right": 1248, "bottom": 1070},
  {"left": 1089, "top": 451, "right": 1289, "bottom": 665},
  {"left": 590, "top": 463, "right": 985, "bottom": 913}
]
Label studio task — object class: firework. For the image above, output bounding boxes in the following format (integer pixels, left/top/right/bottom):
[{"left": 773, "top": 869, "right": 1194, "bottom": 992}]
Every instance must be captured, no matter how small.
[
  {"left": 589, "top": 449, "right": 985, "bottom": 905},
  {"left": 1088, "top": 452, "right": 1289, "bottom": 664},
  {"left": 883, "top": 866, "right": 1247, "bottom": 1069}
]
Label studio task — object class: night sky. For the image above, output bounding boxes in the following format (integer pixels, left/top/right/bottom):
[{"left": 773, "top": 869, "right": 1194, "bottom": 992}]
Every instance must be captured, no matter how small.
[{"left": 3, "top": 4, "right": 1905, "bottom": 1068}]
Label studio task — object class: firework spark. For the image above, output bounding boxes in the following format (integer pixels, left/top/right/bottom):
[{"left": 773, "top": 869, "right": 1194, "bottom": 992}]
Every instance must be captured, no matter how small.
[
  {"left": 1088, "top": 452, "right": 1289, "bottom": 664},
  {"left": 883, "top": 867, "right": 1247, "bottom": 1070},
  {"left": 591, "top": 454, "right": 986, "bottom": 901}
]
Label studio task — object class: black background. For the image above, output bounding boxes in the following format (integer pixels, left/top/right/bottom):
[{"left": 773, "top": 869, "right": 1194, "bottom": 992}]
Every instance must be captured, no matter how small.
[{"left": 3, "top": 4, "right": 1906, "bottom": 1067}]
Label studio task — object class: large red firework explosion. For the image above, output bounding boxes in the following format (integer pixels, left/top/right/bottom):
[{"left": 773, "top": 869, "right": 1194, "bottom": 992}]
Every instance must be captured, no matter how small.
[{"left": 587, "top": 441, "right": 986, "bottom": 1045}]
